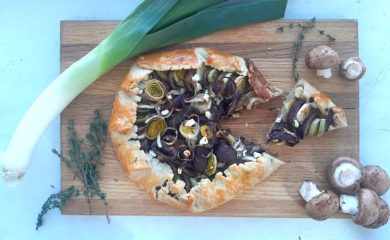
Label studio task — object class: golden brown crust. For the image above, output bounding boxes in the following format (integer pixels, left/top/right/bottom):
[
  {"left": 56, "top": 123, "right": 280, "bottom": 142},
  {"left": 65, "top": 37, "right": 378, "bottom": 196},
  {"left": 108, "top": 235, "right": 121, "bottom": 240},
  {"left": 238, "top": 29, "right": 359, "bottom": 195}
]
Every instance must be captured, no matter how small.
[
  {"left": 110, "top": 48, "right": 284, "bottom": 212},
  {"left": 297, "top": 79, "right": 347, "bottom": 129},
  {"left": 138, "top": 48, "right": 201, "bottom": 71},
  {"left": 204, "top": 48, "right": 242, "bottom": 73}
]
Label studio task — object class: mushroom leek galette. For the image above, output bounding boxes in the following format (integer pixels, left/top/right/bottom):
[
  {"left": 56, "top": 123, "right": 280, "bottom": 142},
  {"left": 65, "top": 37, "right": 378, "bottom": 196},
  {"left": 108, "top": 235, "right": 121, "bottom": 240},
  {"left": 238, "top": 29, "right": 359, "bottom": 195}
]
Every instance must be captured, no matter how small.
[
  {"left": 267, "top": 79, "right": 348, "bottom": 146},
  {"left": 110, "top": 48, "right": 284, "bottom": 212}
]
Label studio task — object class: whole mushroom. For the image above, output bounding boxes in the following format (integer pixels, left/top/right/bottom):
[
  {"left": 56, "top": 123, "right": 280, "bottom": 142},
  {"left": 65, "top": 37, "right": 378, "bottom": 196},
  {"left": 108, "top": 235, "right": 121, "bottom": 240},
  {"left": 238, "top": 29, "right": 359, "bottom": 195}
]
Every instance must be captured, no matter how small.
[
  {"left": 361, "top": 165, "right": 390, "bottom": 196},
  {"left": 299, "top": 181, "right": 340, "bottom": 220},
  {"left": 327, "top": 157, "right": 363, "bottom": 194},
  {"left": 365, "top": 198, "right": 389, "bottom": 229},
  {"left": 305, "top": 45, "right": 339, "bottom": 79},
  {"left": 340, "top": 188, "right": 380, "bottom": 227},
  {"left": 340, "top": 57, "right": 366, "bottom": 81}
]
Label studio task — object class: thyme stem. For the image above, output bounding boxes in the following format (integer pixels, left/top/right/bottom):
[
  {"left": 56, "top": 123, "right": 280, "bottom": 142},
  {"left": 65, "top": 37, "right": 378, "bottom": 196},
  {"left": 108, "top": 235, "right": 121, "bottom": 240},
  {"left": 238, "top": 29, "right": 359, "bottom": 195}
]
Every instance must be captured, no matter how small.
[
  {"left": 276, "top": 18, "right": 336, "bottom": 82},
  {"left": 36, "top": 110, "right": 110, "bottom": 230}
]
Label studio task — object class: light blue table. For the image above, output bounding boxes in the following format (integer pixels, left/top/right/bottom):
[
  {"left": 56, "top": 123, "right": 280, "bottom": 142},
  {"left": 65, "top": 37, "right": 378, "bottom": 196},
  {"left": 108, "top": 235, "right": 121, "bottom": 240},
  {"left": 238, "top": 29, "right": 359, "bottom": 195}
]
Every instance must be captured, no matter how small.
[{"left": 0, "top": 0, "right": 389, "bottom": 239}]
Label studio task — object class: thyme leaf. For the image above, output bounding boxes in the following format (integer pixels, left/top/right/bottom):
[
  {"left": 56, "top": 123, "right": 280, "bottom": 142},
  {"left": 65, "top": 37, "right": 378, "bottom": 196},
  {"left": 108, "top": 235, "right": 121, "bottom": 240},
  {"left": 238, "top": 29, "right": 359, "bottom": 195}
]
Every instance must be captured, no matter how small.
[
  {"left": 327, "top": 34, "right": 336, "bottom": 41},
  {"left": 276, "top": 18, "right": 336, "bottom": 82},
  {"left": 36, "top": 186, "right": 79, "bottom": 230},
  {"left": 37, "top": 110, "right": 110, "bottom": 230}
]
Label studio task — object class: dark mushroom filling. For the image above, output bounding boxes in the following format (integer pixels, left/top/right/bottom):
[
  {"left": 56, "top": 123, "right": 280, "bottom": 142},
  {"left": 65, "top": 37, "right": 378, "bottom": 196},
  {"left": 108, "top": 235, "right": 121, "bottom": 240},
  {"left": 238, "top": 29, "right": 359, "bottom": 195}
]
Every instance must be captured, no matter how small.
[
  {"left": 267, "top": 93, "right": 335, "bottom": 146},
  {"left": 135, "top": 67, "right": 266, "bottom": 192}
]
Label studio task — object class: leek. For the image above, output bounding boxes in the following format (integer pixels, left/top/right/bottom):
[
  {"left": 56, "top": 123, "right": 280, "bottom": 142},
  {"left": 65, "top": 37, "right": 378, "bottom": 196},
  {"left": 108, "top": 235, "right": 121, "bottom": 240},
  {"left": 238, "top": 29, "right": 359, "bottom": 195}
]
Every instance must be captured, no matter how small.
[{"left": 0, "top": 0, "right": 287, "bottom": 185}]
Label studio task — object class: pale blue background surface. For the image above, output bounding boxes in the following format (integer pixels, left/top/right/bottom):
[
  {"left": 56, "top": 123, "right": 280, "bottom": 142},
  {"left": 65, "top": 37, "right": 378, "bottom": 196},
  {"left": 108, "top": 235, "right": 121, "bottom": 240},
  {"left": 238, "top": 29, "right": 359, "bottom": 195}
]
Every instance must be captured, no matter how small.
[{"left": 0, "top": 0, "right": 389, "bottom": 239}]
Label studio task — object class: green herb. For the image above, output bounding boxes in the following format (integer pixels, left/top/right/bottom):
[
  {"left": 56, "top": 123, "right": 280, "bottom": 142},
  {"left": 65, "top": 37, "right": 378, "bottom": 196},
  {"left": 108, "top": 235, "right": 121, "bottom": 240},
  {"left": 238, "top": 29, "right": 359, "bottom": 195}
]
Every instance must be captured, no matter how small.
[
  {"left": 1, "top": 0, "right": 288, "bottom": 185},
  {"left": 276, "top": 17, "right": 336, "bottom": 82},
  {"left": 36, "top": 186, "right": 79, "bottom": 230},
  {"left": 276, "top": 26, "right": 284, "bottom": 32},
  {"left": 37, "top": 110, "right": 109, "bottom": 230},
  {"left": 327, "top": 34, "right": 336, "bottom": 41},
  {"left": 53, "top": 110, "right": 109, "bottom": 219}
]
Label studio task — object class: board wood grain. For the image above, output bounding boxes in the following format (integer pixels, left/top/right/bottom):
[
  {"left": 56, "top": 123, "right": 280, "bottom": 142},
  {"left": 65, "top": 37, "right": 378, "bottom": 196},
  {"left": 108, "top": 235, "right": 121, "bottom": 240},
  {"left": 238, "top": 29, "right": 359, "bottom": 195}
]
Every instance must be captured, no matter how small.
[{"left": 60, "top": 20, "right": 359, "bottom": 217}]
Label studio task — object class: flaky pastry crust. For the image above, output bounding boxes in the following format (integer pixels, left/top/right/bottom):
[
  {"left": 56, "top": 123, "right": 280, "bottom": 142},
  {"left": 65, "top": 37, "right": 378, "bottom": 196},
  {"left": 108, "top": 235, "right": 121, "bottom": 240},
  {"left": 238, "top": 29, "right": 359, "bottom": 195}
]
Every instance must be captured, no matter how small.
[{"left": 110, "top": 48, "right": 283, "bottom": 212}]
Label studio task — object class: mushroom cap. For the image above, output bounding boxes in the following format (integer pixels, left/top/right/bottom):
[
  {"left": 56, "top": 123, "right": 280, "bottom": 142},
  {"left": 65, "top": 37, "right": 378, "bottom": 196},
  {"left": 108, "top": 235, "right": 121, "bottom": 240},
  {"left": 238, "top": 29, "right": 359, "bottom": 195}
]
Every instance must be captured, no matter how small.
[
  {"left": 352, "top": 188, "right": 380, "bottom": 226},
  {"left": 327, "top": 156, "right": 363, "bottom": 194},
  {"left": 305, "top": 45, "right": 340, "bottom": 69},
  {"left": 365, "top": 198, "right": 389, "bottom": 229},
  {"left": 340, "top": 57, "right": 366, "bottom": 81},
  {"left": 361, "top": 165, "right": 390, "bottom": 196},
  {"left": 305, "top": 190, "right": 340, "bottom": 221}
]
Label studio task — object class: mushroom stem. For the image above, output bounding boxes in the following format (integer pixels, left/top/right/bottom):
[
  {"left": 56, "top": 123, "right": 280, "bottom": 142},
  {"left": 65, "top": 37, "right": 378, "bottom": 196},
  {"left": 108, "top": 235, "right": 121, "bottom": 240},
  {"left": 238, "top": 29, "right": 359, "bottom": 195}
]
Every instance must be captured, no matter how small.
[
  {"left": 340, "top": 57, "right": 366, "bottom": 81},
  {"left": 316, "top": 68, "right": 332, "bottom": 79},
  {"left": 300, "top": 181, "right": 323, "bottom": 202},
  {"left": 340, "top": 194, "right": 359, "bottom": 215},
  {"left": 333, "top": 162, "right": 362, "bottom": 188}
]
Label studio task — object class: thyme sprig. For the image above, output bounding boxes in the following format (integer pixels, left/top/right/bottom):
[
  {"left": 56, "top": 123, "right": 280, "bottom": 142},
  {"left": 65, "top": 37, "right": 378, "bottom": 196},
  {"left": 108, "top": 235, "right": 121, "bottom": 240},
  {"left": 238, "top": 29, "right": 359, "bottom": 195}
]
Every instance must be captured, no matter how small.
[
  {"left": 276, "top": 17, "right": 336, "bottom": 82},
  {"left": 36, "top": 110, "right": 110, "bottom": 230},
  {"left": 36, "top": 186, "right": 79, "bottom": 230}
]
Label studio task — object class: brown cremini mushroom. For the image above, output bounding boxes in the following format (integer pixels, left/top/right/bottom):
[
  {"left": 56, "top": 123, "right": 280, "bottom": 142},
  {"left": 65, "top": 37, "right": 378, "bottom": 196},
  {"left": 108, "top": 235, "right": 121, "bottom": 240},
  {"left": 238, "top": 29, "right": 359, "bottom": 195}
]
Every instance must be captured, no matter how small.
[
  {"left": 340, "top": 188, "right": 380, "bottom": 227},
  {"left": 365, "top": 198, "right": 389, "bottom": 229},
  {"left": 327, "top": 157, "right": 363, "bottom": 194},
  {"left": 340, "top": 57, "right": 366, "bottom": 81},
  {"left": 361, "top": 165, "right": 390, "bottom": 196},
  {"left": 305, "top": 45, "right": 339, "bottom": 79},
  {"left": 299, "top": 181, "right": 340, "bottom": 220}
]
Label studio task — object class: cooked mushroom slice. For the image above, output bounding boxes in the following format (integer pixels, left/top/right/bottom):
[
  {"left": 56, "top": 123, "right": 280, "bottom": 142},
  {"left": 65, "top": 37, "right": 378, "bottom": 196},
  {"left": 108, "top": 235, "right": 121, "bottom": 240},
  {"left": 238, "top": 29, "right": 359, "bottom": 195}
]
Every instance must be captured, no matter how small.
[
  {"left": 246, "top": 143, "right": 265, "bottom": 155},
  {"left": 145, "top": 117, "right": 167, "bottom": 140},
  {"left": 327, "top": 157, "right": 363, "bottom": 194},
  {"left": 365, "top": 198, "right": 389, "bottom": 229},
  {"left": 181, "top": 173, "right": 193, "bottom": 192},
  {"left": 145, "top": 79, "right": 166, "bottom": 102},
  {"left": 184, "top": 69, "right": 197, "bottom": 92},
  {"left": 151, "top": 140, "right": 177, "bottom": 164},
  {"left": 177, "top": 145, "right": 193, "bottom": 163},
  {"left": 340, "top": 188, "right": 380, "bottom": 227},
  {"left": 171, "top": 94, "right": 185, "bottom": 111},
  {"left": 161, "top": 127, "right": 178, "bottom": 146},
  {"left": 179, "top": 119, "right": 200, "bottom": 140},
  {"left": 361, "top": 165, "right": 390, "bottom": 196},
  {"left": 340, "top": 57, "right": 366, "bottom": 81},
  {"left": 285, "top": 99, "right": 306, "bottom": 131},
  {"left": 212, "top": 79, "right": 225, "bottom": 97},
  {"left": 160, "top": 100, "right": 174, "bottom": 118},
  {"left": 267, "top": 123, "right": 300, "bottom": 145},
  {"left": 215, "top": 142, "right": 237, "bottom": 164},
  {"left": 305, "top": 45, "right": 339, "bottom": 79},
  {"left": 223, "top": 79, "right": 237, "bottom": 99},
  {"left": 193, "top": 145, "right": 213, "bottom": 172},
  {"left": 299, "top": 181, "right": 340, "bottom": 220}
]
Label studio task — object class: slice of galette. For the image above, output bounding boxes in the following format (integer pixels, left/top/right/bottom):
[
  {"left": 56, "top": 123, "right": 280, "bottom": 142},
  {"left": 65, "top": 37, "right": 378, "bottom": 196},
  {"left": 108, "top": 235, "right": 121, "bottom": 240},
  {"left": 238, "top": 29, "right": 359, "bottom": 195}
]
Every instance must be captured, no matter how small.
[
  {"left": 267, "top": 79, "right": 348, "bottom": 146},
  {"left": 109, "top": 48, "right": 284, "bottom": 212}
]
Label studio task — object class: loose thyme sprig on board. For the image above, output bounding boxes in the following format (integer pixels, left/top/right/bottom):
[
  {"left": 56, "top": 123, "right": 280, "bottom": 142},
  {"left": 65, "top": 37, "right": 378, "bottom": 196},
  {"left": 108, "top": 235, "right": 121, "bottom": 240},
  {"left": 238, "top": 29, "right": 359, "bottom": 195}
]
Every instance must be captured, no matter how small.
[
  {"left": 36, "top": 110, "right": 110, "bottom": 230},
  {"left": 36, "top": 186, "right": 79, "bottom": 230},
  {"left": 276, "top": 17, "right": 336, "bottom": 82}
]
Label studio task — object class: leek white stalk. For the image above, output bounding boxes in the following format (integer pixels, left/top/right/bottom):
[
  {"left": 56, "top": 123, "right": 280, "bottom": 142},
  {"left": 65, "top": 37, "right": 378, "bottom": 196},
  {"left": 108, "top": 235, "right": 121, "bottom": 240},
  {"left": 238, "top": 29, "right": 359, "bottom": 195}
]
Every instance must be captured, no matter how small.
[
  {"left": 1, "top": 0, "right": 288, "bottom": 185},
  {"left": 0, "top": 0, "right": 178, "bottom": 185}
]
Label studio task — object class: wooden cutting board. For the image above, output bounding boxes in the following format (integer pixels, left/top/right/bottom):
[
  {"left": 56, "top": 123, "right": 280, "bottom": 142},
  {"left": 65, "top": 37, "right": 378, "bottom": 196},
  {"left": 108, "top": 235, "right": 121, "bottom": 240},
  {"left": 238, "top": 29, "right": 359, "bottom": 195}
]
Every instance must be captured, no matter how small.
[{"left": 60, "top": 20, "right": 359, "bottom": 217}]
